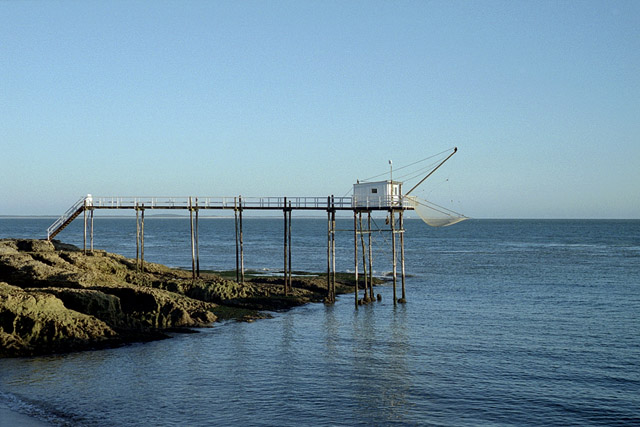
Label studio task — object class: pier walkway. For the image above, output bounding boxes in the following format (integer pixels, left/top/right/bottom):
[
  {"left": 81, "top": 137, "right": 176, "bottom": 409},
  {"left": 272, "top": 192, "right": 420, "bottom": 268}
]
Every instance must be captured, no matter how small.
[{"left": 47, "top": 194, "right": 412, "bottom": 307}]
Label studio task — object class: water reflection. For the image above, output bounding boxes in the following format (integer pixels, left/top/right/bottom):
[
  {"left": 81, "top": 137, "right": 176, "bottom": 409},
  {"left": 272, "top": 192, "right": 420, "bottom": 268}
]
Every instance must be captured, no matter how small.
[
  {"left": 322, "top": 303, "right": 339, "bottom": 357},
  {"left": 337, "top": 298, "right": 414, "bottom": 424}
]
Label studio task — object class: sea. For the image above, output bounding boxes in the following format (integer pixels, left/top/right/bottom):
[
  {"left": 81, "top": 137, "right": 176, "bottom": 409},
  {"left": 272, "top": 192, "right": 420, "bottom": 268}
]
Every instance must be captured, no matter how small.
[{"left": 0, "top": 216, "right": 639, "bottom": 426}]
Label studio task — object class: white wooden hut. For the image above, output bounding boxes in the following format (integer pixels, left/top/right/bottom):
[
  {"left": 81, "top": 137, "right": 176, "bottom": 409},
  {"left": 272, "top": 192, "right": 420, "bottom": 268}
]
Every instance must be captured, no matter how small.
[{"left": 352, "top": 180, "right": 402, "bottom": 208}]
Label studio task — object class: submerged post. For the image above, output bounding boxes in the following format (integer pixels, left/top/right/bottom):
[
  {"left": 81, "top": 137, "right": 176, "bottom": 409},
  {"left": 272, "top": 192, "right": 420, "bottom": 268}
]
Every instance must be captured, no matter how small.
[
  {"left": 235, "top": 197, "right": 240, "bottom": 283},
  {"left": 239, "top": 196, "right": 244, "bottom": 284},
  {"left": 138, "top": 205, "right": 145, "bottom": 273},
  {"left": 189, "top": 197, "right": 200, "bottom": 279},
  {"left": 391, "top": 209, "right": 397, "bottom": 305},
  {"left": 331, "top": 197, "right": 336, "bottom": 300},
  {"left": 399, "top": 209, "right": 406, "bottom": 303},
  {"left": 284, "top": 197, "right": 288, "bottom": 296},
  {"left": 196, "top": 198, "right": 200, "bottom": 278},
  {"left": 354, "top": 210, "right": 359, "bottom": 308},
  {"left": 326, "top": 196, "right": 337, "bottom": 303},
  {"left": 368, "top": 211, "right": 374, "bottom": 301},
  {"left": 326, "top": 196, "right": 331, "bottom": 301},
  {"left": 189, "top": 197, "right": 197, "bottom": 280},
  {"left": 288, "top": 200, "right": 292, "bottom": 292},
  {"left": 136, "top": 207, "right": 140, "bottom": 270},
  {"left": 359, "top": 212, "right": 369, "bottom": 302}
]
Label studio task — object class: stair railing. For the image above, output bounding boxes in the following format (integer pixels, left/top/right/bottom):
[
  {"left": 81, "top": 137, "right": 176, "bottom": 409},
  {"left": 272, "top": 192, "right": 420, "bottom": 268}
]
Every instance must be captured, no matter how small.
[{"left": 47, "top": 196, "right": 89, "bottom": 240}]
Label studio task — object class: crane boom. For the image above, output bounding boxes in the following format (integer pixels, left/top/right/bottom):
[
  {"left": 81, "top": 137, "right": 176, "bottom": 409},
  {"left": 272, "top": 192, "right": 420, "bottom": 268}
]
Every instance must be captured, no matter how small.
[{"left": 404, "top": 147, "right": 458, "bottom": 196}]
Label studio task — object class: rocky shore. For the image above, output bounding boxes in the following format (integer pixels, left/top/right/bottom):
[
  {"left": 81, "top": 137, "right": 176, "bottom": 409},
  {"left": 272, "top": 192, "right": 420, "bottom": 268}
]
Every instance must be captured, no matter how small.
[{"left": 0, "top": 239, "right": 363, "bottom": 358}]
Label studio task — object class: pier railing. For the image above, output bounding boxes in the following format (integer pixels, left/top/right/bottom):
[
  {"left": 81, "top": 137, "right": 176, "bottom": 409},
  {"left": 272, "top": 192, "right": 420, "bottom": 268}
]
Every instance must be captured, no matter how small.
[
  {"left": 85, "top": 196, "right": 393, "bottom": 210},
  {"left": 48, "top": 194, "right": 410, "bottom": 240},
  {"left": 46, "top": 193, "right": 412, "bottom": 305}
]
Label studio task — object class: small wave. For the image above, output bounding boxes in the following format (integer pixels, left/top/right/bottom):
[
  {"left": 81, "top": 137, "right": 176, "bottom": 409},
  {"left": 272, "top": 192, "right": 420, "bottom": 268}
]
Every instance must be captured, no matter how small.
[{"left": 0, "top": 391, "right": 77, "bottom": 426}]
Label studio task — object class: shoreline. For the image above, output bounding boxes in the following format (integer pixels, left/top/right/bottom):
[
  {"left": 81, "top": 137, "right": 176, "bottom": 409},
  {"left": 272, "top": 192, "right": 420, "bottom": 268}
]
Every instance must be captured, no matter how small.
[
  {"left": 0, "top": 238, "right": 382, "bottom": 424},
  {"left": 1, "top": 238, "right": 379, "bottom": 358},
  {"left": 0, "top": 406, "right": 52, "bottom": 427},
  {"left": 0, "top": 399, "right": 53, "bottom": 427}
]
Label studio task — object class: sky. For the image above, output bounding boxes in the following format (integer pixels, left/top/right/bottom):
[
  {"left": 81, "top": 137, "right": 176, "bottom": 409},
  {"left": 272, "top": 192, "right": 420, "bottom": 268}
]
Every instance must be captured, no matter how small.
[{"left": 1, "top": 0, "right": 638, "bottom": 218}]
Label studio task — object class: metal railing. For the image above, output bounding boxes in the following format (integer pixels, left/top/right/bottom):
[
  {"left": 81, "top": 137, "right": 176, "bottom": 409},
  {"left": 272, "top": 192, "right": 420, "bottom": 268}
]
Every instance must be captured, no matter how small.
[
  {"left": 47, "top": 196, "right": 88, "bottom": 239},
  {"left": 90, "top": 196, "right": 197, "bottom": 209},
  {"left": 351, "top": 195, "right": 405, "bottom": 209},
  {"left": 47, "top": 194, "right": 412, "bottom": 239},
  {"left": 86, "top": 196, "right": 358, "bottom": 210}
]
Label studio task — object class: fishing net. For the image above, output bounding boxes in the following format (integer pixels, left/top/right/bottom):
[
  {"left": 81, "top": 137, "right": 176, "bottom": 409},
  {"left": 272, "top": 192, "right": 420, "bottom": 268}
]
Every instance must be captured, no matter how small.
[
  {"left": 404, "top": 196, "right": 468, "bottom": 227},
  {"left": 358, "top": 147, "right": 468, "bottom": 227}
]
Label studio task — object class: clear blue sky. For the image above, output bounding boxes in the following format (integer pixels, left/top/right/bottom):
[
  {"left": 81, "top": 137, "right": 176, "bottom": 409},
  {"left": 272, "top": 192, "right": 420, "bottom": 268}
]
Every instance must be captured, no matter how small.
[{"left": 1, "top": 0, "right": 638, "bottom": 218}]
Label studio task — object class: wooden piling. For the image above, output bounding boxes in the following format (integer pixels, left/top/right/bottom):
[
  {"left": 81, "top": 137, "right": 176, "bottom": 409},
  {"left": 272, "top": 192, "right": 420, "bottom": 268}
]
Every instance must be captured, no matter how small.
[
  {"left": 391, "top": 210, "right": 397, "bottom": 305},
  {"left": 284, "top": 197, "right": 288, "bottom": 296},
  {"left": 190, "top": 197, "right": 196, "bottom": 280},
  {"left": 359, "top": 212, "right": 369, "bottom": 302},
  {"left": 136, "top": 207, "right": 140, "bottom": 271},
  {"left": 90, "top": 209, "right": 94, "bottom": 253},
  {"left": 331, "top": 200, "right": 336, "bottom": 299},
  {"left": 368, "top": 211, "right": 374, "bottom": 301},
  {"left": 235, "top": 198, "right": 240, "bottom": 283},
  {"left": 288, "top": 201, "right": 292, "bottom": 292},
  {"left": 399, "top": 209, "right": 406, "bottom": 303},
  {"left": 354, "top": 210, "right": 359, "bottom": 308},
  {"left": 140, "top": 206, "right": 145, "bottom": 273},
  {"left": 326, "top": 197, "right": 332, "bottom": 301},
  {"left": 196, "top": 198, "right": 200, "bottom": 278},
  {"left": 239, "top": 196, "right": 244, "bottom": 284},
  {"left": 326, "top": 196, "right": 336, "bottom": 302},
  {"left": 83, "top": 207, "right": 87, "bottom": 254}
]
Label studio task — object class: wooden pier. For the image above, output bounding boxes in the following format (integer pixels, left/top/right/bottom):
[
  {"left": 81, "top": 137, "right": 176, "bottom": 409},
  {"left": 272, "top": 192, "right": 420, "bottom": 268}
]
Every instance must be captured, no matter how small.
[
  {"left": 47, "top": 193, "right": 412, "bottom": 307},
  {"left": 44, "top": 149, "right": 466, "bottom": 308}
]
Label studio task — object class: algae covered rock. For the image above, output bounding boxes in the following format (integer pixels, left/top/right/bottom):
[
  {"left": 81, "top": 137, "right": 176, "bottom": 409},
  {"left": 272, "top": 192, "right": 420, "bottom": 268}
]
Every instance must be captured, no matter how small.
[
  {"left": 0, "top": 282, "right": 118, "bottom": 357},
  {"left": 0, "top": 239, "right": 218, "bottom": 357},
  {"left": 0, "top": 238, "right": 354, "bottom": 357}
]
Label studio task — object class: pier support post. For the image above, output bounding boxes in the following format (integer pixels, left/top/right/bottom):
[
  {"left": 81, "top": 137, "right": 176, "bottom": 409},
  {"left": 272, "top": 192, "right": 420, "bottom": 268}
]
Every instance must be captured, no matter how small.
[
  {"left": 327, "top": 196, "right": 336, "bottom": 303},
  {"left": 190, "top": 198, "right": 194, "bottom": 279},
  {"left": 83, "top": 208, "right": 87, "bottom": 254},
  {"left": 284, "top": 197, "right": 289, "bottom": 295},
  {"left": 235, "top": 198, "right": 240, "bottom": 283},
  {"left": 196, "top": 201, "right": 200, "bottom": 277},
  {"left": 238, "top": 196, "right": 244, "bottom": 284},
  {"left": 354, "top": 210, "right": 359, "bottom": 308},
  {"left": 332, "top": 198, "right": 336, "bottom": 300},
  {"left": 141, "top": 207, "right": 145, "bottom": 273},
  {"left": 189, "top": 197, "right": 200, "bottom": 280},
  {"left": 326, "top": 196, "right": 336, "bottom": 303},
  {"left": 90, "top": 208, "right": 94, "bottom": 253},
  {"left": 326, "top": 197, "right": 331, "bottom": 300},
  {"left": 391, "top": 209, "right": 397, "bottom": 305},
  {"left": 288, "top": 200, "right": 292, "bottom": 292},
  {"left": 399, "top": 209, "right": 406, "bottom": 303},
  {"left": 368, "top": 211, "right": 374, "bottom": 301},
  {"left": 136, "top": 207, "right": 139, "bottom": 269},
  {"left": 136, "top": 205, "right": 145, "bottom": 273},
  {"left": 359, "top": 212, "right": 369, "bottom": 303}
]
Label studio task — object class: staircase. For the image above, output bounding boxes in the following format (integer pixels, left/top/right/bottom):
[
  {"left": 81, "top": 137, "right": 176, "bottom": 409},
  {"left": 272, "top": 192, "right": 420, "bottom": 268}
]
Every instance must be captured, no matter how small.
[{"left": 47, "top": 196, "right": 88, "bottom": 240}]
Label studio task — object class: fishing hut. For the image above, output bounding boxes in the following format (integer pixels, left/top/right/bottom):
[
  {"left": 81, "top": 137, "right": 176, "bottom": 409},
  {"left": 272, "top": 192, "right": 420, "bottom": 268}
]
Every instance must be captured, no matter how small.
[{"left": 46, "top": 148, "right": 466, "bottom": 308}]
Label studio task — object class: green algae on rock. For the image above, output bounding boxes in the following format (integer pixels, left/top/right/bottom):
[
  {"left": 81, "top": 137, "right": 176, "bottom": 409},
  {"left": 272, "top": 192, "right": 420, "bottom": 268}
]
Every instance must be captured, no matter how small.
[{"left": 0, "top": 239, "right": 371, "bottom": 357}]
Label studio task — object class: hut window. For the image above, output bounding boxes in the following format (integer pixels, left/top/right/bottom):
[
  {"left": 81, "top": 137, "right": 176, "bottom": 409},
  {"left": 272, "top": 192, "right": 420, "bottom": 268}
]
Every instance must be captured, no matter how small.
[{"left": 371, "top": 188, "right": 378, "bottom": 194}]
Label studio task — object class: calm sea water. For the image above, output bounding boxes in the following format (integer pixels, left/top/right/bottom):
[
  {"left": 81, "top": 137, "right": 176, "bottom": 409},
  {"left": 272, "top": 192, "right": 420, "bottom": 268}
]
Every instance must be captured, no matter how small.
[{"left": 1, "top": 217, "right": 639, "bottom": 426}]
